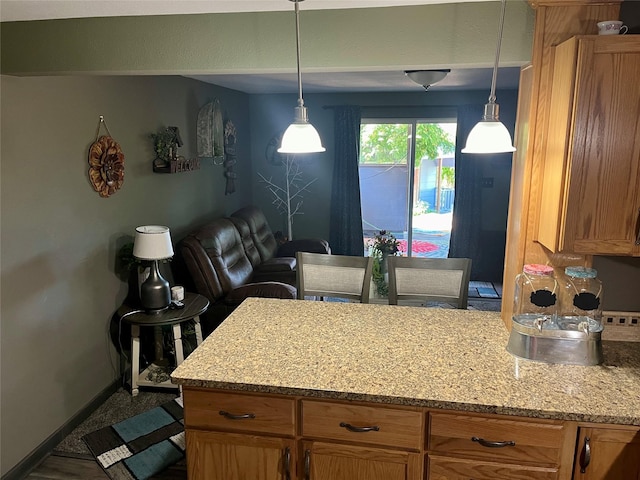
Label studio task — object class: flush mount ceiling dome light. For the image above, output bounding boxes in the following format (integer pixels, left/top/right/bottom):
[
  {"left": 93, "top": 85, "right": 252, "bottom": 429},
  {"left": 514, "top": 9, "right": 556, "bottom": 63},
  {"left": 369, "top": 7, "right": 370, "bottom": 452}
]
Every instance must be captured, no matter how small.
[
  {"left": 405, "top": 69, "right": 450, "bottom": 91},
  {"left": 461, "top": 0, "right": 516, "bottom": 154},
  {"left": 278, "top": 0, "right": 325, "bottom": 154}
]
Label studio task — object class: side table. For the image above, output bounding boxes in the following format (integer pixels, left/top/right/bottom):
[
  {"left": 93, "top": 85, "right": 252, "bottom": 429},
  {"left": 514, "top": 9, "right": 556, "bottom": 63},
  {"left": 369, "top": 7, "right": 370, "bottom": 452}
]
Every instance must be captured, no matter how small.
[{"left": 118, "top": 292, "right": 209, "bottom": 396}]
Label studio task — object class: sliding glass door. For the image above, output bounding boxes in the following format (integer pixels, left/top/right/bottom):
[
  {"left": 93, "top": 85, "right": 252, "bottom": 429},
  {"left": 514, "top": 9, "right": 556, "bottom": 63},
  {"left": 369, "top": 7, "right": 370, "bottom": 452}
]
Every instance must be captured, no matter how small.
[{"left": 359, "top": 119, "right": 456, "bottom": 258}]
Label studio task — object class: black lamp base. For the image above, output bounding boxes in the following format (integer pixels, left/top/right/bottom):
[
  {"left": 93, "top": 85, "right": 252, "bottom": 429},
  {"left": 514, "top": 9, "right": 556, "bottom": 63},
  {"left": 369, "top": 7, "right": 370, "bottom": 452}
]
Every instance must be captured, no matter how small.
[{"left": 140, "top": 260, "right": 171, "bottom": 313}]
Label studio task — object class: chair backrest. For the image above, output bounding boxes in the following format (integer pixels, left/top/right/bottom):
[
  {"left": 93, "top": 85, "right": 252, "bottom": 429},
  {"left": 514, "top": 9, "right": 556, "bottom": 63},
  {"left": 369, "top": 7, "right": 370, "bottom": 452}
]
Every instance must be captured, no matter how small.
[
  {"left": 387, "top": 257, "right": 472, "bottom": 309},
  {"left": 296, "top": 252, "right": 374, "bottom": 303}
]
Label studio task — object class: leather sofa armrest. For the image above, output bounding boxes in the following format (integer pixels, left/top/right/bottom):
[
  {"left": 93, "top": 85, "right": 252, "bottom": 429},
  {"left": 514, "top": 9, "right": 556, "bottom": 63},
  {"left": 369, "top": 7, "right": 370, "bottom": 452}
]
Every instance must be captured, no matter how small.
[
  {"left": 255, "top": 257, "right": 296, "bottom": 273},
  {"left": 224, "top": 282, "right": 296, "bottom": 306},
  {"left": 276, "top": 238, "right": 331, "bottom": 257}
]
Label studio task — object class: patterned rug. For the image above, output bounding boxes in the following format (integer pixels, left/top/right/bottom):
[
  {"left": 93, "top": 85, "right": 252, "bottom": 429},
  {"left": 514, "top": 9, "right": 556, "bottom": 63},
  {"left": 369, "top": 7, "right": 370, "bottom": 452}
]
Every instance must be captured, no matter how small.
[
  {"left": 82, "top": 397, "right": 185, "bottom": 480},
  {"left": 397, "top": 239, "right": 438, "bottom": 254}
]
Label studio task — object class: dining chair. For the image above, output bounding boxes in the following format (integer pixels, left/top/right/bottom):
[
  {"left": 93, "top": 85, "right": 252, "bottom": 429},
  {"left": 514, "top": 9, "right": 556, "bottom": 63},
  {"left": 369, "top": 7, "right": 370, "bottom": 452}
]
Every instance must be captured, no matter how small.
[
  {"left": 387, "top": 256, "right": 472, "bottom": 309},
  {"left": 296, "top": 252, "right": 374, "bottom": 303}
]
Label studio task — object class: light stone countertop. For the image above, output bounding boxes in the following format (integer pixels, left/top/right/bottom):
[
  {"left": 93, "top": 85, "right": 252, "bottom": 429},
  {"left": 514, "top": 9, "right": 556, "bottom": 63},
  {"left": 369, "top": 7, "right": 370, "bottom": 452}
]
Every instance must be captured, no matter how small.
[{"left": 171, "top": 297, "right": 640, "bottom": 426}]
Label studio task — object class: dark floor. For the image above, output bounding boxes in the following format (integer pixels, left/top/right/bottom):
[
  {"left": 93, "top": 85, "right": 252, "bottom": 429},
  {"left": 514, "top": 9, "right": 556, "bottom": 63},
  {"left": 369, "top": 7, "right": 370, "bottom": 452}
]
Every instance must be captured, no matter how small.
[{"left": 27, "top": 453, "right": 186, "bottom": 479}]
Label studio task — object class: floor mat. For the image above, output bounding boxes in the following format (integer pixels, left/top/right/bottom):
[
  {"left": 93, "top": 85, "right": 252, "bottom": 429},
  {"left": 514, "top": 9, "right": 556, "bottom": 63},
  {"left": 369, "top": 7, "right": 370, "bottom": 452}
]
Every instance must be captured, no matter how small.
[
  {"left": 82, "top": 397, "right": 184, "bottom": 480},
  {"left": 468, "top": 281, "right": 501, "bottom": 299}
]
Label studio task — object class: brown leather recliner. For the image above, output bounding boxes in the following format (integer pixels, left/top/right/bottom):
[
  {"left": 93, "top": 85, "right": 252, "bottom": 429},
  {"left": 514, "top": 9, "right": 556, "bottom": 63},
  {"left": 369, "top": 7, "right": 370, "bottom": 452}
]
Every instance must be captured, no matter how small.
[
  {"left": 229, "top": 205, "right": 331, "bottom": 285},
  {"left": 174, "top": 217, "right": 297, "bottom": 336}
]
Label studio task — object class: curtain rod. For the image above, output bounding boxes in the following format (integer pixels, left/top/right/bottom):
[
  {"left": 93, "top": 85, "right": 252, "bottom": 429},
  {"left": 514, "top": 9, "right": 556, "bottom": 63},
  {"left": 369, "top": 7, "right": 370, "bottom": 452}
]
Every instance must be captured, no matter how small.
[{"left": 322, "top": 104, "right": 455, "bottom": 110}]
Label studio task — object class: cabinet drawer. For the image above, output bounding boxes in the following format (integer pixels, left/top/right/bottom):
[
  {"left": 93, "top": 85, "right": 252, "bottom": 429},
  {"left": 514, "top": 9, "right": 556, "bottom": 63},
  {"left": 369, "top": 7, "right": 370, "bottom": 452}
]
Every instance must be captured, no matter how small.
[
  {"left": 429, "top": 412, "right": 565, "bottom": 465},
  {"left": 183, "top": 389, "right": 295, "bottom": 436},
  {"left": 302, "top": 400, "right": 423, "bottom": 450},
  {"left": 428, "top": 454, "right": 558, "bottom": 480}
]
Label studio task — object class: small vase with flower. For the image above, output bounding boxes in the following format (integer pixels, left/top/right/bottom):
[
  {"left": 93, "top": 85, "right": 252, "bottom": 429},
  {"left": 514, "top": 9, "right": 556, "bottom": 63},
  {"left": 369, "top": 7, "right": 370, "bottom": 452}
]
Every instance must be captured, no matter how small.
[{"left": 369, "top": 230, "right": 401, "bottom": 297}]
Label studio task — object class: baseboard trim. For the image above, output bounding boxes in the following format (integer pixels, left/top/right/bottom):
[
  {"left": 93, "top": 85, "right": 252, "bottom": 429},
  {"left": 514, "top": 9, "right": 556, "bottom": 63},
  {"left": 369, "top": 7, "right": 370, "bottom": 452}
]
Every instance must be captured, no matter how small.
[{"left": 1, "top": 379, "right": 120, "bottom": 480}]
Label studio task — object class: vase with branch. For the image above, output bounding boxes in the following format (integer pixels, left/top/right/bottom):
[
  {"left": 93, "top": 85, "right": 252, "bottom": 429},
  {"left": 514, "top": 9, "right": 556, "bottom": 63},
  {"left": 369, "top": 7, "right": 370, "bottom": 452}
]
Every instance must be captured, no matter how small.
[
  {"left": 258, "top": 155, "right": 316, "bottom": 240},
  {"left": 369, "top": 230, "right": 401, "bottom": 297}
]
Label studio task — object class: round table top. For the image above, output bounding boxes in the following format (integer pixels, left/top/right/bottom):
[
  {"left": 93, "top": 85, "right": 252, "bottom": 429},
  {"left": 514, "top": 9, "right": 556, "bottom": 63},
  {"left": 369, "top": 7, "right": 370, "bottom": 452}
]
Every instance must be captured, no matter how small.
[{"left": 119, "top": 292, "right": 209, "bottom": 327}]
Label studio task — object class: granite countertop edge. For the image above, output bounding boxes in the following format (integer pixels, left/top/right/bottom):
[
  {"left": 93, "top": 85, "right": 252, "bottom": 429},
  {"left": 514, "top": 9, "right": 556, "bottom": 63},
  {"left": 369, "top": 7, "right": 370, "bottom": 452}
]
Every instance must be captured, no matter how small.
[
  {"left": 171, "top": 378, "right": 640, "bottom": 426},
  {"left": 171, "top": 298, "right": 640, "bottom": 427}
]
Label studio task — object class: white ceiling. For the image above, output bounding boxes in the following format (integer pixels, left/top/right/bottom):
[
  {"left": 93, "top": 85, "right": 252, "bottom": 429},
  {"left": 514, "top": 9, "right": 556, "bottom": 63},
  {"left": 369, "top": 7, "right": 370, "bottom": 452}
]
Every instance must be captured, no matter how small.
[
  {"left": 185, "top": 67, "right": 522, "bottom": 94},
  {"left": 1, "top": 0, "right": 521, "bottom": 94}
]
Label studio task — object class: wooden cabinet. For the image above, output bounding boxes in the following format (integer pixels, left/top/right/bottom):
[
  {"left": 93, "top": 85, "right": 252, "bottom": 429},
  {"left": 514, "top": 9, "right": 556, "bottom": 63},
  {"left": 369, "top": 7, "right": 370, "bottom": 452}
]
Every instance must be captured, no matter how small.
[
  {"left": 301, "top": 441, "right": 422, "bottom": 480},
  {"left": 186, "top": 430, "right": 295, "bottom": 480},
  {"left": 426, "top": 412, "right": 568, "bottom": 480},
  {"left": 300, "top": 400, "right": 423, "bottom": 480},
  {"left": 181, "top": 387, "right": 640, "bottom": 480},
  {"left": 183, "top": 388, "right": 296, "bottom": 480},
  {"left": 573, "top": 425, "right": 640, "bottom": 479},
  {"left": 537, "top": 35, "right": 640, "bottom": 256}
]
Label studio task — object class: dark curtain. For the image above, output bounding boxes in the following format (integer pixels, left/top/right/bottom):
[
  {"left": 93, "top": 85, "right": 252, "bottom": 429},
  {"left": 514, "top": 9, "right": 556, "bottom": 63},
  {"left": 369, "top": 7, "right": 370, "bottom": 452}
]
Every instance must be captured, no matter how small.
[
  {"left": 449, "top": 105, "right": 513, "bottom": 281},
  {"left": 329, "top": 106, "right": 364, "bottom": 256},
  {"left": 448, "top": 105, "right": 486, "bottom": 279}
]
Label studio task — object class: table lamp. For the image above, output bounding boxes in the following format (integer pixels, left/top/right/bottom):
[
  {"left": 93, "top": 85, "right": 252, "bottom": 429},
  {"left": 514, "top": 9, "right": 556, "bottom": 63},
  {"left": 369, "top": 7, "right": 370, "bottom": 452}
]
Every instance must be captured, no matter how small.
[{"left": 133, "top": 225, "right": 174, "bottom": 313}]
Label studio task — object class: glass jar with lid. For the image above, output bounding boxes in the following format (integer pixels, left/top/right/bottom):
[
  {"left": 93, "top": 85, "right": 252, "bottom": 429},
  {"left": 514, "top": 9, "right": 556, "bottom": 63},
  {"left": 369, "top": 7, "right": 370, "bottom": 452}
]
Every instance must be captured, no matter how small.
[
  {"left": 513, "top": 264, "right": 559, "bottom": 323},
  {"left": 560, "top": 266, "right": 603, "bottom": 332}
]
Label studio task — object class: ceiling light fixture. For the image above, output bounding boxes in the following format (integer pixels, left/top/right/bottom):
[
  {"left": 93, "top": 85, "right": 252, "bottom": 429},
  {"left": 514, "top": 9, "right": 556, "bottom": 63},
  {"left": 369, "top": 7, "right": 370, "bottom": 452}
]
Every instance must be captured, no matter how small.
[
  {"left": 461, "top": 0, "right": 516, "bottom": 154},
  {"left": 278, "top": 0, "right": 325, "bottom": 154},
  {"left": 404, "top": 69, "right": 450, "bottom": 91}
]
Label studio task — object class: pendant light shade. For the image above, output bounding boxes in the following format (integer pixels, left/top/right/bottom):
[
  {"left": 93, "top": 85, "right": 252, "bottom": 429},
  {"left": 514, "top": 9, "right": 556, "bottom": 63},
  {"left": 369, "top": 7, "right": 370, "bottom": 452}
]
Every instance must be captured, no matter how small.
[
  {"left": 278, "top": 0, "right": 325, "bottom": 154},
  {"left": 462, "top": 103, "right": 516, "bottom": 154},
  {"left": 462, "top": 0, "right": 515, "bottom": 155}
]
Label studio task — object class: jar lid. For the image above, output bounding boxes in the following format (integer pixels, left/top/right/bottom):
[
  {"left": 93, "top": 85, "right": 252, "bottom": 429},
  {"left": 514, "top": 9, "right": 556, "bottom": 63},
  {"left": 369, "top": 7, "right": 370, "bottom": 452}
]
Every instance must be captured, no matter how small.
[
  {"left": 523, "top": 264, "right": 554, "bottom": 275},
  {"left": 565, "top": 266, "right": 597, "bottom": 278}
]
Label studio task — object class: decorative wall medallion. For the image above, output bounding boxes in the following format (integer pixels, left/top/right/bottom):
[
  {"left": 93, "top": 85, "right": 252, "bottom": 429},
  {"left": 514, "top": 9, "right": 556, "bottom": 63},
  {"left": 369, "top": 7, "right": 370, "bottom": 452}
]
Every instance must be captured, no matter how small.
[
  {"left": 265, "top": 132, "right": 285, "bottom": 166},
  {"left": 88, "top": 134, "right": 125, "bottom": 198}
]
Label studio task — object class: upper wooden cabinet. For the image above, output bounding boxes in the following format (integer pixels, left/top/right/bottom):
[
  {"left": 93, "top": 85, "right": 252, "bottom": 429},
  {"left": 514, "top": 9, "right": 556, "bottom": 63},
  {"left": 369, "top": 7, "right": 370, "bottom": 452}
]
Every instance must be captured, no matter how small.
[{"left": 537, "top": 35, "right": 640, "bottom": 256}]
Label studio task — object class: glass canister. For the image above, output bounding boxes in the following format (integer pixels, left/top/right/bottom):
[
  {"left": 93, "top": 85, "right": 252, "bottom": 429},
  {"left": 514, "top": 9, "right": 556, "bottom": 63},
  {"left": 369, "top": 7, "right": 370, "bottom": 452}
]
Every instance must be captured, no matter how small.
[
  {"left": 513, "top": 264, "right": 559, "bottom": 323},
  {"left": 560, "top": 266, "right": 603, "bottom": 332}
]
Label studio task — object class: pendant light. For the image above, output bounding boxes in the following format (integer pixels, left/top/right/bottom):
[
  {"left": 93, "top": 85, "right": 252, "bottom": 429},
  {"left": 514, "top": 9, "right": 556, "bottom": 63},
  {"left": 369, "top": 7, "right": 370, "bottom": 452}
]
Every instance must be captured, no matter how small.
[
  {"left": 462, "top": 0, "right": 516, "bottom": 154},
  {"left": 278, "top": 0, "right": 325, "bottom": 154}
]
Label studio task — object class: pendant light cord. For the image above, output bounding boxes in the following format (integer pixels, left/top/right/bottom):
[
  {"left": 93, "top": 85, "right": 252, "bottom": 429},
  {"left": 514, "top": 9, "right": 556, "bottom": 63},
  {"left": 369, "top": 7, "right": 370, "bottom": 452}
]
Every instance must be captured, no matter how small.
[
  {"left": 294, "top": 0, "right": 304, "bottom": 108},
  {"left": 489, "top": 0, "right": 507, "bottom": 104}
]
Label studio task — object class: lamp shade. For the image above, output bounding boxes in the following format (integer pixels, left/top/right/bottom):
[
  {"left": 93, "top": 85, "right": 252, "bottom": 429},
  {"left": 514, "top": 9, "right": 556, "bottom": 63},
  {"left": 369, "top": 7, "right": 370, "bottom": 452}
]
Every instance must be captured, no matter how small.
[
  {"left": 461, "top": 120, "right": 516, "bottom": 154},
  {"left": 133, "top": 225, "right": 174, "bottom": 260},
  {"left": 278, "top": 122, "right": 326, "bottom": 154}
]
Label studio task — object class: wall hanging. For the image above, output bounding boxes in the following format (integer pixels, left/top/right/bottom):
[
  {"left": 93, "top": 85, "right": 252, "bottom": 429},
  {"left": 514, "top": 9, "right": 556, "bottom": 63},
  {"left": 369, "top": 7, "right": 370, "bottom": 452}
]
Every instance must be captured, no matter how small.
[
  {"left": 196, "top": 98, "right": 224, "bottom": 164},
  {"left": 151, "top": 126, "right": 200, "bottom": 174},
  {"left": 88, "top": 116, "right": 125, "bottom": 198},
  {"left": 223, "top": 120, "right": 237, "bottom": 195}
]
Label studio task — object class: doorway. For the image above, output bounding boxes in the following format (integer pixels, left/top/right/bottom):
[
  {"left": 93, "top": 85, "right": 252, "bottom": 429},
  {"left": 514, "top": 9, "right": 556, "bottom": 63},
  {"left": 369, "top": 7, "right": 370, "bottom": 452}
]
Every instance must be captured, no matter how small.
[{"left": 358, "top": 119, "right": 457, "bottom": 258}]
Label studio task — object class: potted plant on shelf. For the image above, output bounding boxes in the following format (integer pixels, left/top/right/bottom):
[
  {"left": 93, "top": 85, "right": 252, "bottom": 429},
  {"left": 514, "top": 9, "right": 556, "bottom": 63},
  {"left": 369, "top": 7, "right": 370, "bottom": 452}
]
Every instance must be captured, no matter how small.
[{"left": 369, "top": 230, "right": 401, "bottom": 297}]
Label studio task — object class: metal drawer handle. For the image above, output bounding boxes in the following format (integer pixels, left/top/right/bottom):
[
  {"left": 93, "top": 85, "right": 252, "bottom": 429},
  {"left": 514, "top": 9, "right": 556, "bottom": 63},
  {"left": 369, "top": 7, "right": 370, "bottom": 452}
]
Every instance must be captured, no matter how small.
[
  {"left": 580, "top": 436, "right": 591, "bottom": 473},
  {"left": 304, "top": 449, "right": 311, "bottom": 480},
  {"left": 218, "top": 410, "right": 256, "bottom": 420},
  {"left": 635, "top": 208, "right": 640, "bottom": 245},
  {"left": 284, "top": 447, "right": 291, "bottom": 480},
  {"left": 339, "top": 422, "right": 380, "bottom": 433},
  {"left": 471, "top": 436, "right": 516, "bottom": 448}
]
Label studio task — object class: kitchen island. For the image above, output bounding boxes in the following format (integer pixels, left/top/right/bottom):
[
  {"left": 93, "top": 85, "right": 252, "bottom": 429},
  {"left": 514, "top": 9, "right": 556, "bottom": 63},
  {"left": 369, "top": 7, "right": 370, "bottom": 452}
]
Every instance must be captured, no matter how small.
[{"left": 172, "top": 298, "right": 640, "bottom": 480}]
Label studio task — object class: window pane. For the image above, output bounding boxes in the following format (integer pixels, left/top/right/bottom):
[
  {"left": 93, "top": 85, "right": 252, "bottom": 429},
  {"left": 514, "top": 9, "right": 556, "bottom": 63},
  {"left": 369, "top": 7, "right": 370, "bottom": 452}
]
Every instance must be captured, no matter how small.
[{"left": 359, "top": 123, "right": 410, "bottom": 248}]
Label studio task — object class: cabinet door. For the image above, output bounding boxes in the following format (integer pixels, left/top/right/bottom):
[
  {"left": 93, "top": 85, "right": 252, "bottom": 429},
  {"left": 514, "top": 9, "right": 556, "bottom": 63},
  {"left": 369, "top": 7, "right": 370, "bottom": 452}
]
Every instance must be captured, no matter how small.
[
  {"left": 301, "top": 441, "right": 422, "bottom": 480},
  {"left": 539, "top": 36, "right": 640, "bottom": 256},
  {"left": 573, "top": 426, "right": 640, "bottom": 480},
  {"left": 186, "top": 429, "right": 295, "bottom": 480},
  {"left": 428, "top": 454, "right": 557, "bottom": 480}
]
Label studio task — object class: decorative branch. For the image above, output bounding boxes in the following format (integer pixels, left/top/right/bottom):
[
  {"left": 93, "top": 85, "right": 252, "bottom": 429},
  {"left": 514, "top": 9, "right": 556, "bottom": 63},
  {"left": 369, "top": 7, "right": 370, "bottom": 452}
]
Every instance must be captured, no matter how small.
[{"left": 258, "top": 155, "right": 317, "bottom": 239}]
